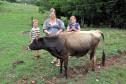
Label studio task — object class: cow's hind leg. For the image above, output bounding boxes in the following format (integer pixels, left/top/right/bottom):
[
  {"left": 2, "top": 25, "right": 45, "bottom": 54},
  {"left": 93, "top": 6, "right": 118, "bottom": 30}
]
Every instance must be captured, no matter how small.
[
  {"left": 64, "top": 57, "right": 68, "bottom": 79},
  {"left": 90, "top": 50, "right": 96, "bottom": 71},
  {"left": 60, "top": 59, "right": 63, "bottom": 74}
]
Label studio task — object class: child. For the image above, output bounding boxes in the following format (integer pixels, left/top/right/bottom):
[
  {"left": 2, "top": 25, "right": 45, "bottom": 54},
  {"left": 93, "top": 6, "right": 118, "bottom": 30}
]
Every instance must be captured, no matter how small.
[
  {"left": 30, "top": 19, "right": 40, "bottom": 59},
  {"left": 67, "top": 16, "right": 80, "bottom": 32}
]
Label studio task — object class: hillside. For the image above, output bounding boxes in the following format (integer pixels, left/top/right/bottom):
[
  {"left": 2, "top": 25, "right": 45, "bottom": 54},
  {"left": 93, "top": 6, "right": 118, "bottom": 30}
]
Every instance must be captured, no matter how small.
[{"left": 0, "top": 1, "right": 126, "bottom": 84}]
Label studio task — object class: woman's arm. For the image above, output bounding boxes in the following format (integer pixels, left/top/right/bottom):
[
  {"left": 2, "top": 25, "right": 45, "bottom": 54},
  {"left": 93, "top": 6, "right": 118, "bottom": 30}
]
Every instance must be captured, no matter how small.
[
  {"left": 43, "top": 29, "right": 50, "bottom": 35},
  {"left": 43, "top": 19, "right": 50, "bottom": 35},
  {"left": 58, "top": 19, "right": 65, "bottom": 32},
  {"left": 57, "top": 28, "right": 63, "bottom": 34}
]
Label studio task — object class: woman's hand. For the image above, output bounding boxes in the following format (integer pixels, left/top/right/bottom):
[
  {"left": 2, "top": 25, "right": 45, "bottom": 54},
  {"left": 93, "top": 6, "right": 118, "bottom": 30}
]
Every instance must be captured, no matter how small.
[
  {"left": 46, "top": 32, "right": 51, "bottom": 36},
  {"left": 57, "top": 29, "right": 62, "bottom": 34},
  {"left": 44, "top": 29, "right": 51, "bottom": 35}
]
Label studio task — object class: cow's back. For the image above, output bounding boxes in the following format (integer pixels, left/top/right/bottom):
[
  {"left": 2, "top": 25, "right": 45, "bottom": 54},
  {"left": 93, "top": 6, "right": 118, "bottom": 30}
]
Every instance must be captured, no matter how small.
[{"left": 59, "top": 32, "right": 100, "bottom": 56}]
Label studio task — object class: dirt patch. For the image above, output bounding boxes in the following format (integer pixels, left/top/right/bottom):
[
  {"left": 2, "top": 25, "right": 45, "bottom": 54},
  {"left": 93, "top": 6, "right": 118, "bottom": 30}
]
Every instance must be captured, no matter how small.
[
  {"left": 13, "top": 51, "right": 126, "bottom": 84},
  {"left": 44, "top": 51, "right": 126, "bottom": 84},
  {"left": 105, "top": 51, "right": 126, "bottom": 67},
  {"left": 12, "top": 60, "right": 24, "bottom": 69},
  {"left": 44, "top": 62, "right": 97, "bottom": 84}
]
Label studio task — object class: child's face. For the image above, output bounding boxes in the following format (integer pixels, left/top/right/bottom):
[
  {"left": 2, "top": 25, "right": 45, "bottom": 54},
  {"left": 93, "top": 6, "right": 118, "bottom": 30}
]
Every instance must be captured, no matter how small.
[
  {"left": 33, "top": 22, "right": 38, "bottom": 28},
  {"left": 70, "top": 17, "right": 76, "bottom": 23}
]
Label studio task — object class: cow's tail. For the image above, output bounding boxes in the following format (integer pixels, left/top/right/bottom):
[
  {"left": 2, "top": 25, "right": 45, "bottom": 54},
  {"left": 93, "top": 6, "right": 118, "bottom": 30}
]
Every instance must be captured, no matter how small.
[
  {"left": 100, "top": 31, "right": 106, "bottom": 66},
  {"left": 102, "top": 48, "right": 105, "bottom": 66}
]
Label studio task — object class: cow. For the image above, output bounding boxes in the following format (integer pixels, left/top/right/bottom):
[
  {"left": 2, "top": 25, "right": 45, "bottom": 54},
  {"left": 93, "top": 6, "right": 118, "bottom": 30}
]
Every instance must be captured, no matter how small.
[{"left": 27, "top": 30, "right": 105, "bottom": 78}]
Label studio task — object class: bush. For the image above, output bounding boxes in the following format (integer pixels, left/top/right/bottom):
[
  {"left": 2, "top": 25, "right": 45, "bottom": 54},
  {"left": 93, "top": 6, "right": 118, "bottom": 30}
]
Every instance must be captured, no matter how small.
[
  {"left": 38, "top": 0, "right": 126, "bottom": 28},
  {"left": 61, "top": 16, "right": 68, "bottom": 27},
  {"left": 7, "top": 0, "right": 16, "bottom": 2}
]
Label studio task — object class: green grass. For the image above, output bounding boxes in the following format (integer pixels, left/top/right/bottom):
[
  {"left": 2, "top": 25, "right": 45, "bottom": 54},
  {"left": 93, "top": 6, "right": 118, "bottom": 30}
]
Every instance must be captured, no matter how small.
[{"left": 0, "top": 1, "right": 126, "bottom": 84}]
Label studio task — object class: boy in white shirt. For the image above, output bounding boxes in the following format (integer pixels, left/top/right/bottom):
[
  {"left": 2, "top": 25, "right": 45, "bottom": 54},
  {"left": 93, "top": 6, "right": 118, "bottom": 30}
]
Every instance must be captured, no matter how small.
[{"left": 30, "top": 19, "right": 40, "bottom": 59}]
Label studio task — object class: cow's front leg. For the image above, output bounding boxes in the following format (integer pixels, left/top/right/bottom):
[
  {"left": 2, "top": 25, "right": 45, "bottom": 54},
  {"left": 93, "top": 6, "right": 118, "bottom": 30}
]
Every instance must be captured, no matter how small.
[
  {"left": 64, "top": 57, "right": 68, "bottom": 79},
  {"left": 60, "top": 59, "right": 63, "bottom": 74}
]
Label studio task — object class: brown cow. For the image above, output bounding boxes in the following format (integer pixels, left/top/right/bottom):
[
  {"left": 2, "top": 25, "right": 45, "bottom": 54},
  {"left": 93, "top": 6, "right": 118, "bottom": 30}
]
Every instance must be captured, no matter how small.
[{"left": 28, "top": 30, "right": 105, "bottom": 78}]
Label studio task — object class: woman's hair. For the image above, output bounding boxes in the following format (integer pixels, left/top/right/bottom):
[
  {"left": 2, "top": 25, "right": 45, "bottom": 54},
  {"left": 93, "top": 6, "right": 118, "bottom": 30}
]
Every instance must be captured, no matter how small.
[{"left": 50, "top": 8, "right": 56, "bottom": 14}]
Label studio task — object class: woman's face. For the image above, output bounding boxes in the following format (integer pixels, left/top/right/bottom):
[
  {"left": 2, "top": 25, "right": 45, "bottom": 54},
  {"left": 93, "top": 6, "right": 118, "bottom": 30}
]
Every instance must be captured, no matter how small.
[{"left": 50, "top": 12, "right": 56, "bottom": 19}]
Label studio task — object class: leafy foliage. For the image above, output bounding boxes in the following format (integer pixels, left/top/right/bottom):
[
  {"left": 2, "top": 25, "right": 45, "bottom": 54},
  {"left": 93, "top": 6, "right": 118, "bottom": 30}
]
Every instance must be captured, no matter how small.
[{"left": 39, "top": 0, "right": 126, "bottom": 28}]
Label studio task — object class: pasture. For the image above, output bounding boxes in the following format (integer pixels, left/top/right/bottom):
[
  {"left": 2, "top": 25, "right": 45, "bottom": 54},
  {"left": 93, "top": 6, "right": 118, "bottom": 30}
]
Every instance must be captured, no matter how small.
[{"left": 0, "top": 1, "right": 126, "bottom": 84}]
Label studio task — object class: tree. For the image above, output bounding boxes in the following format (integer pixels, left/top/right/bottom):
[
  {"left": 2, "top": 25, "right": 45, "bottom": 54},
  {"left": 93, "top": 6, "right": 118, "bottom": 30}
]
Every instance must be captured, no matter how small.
[
  {"left": 7, "top": 0, "right": 16, "bottom": 2},
  {"left": 39, "top": 0, "right": 126, "bottom": 28}
]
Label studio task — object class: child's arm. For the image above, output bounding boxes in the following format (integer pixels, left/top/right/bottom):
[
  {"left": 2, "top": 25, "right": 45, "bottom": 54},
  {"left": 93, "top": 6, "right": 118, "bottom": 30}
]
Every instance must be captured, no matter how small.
[
  {"left": 67, "top": 25, "right": 70, "bottom": 32},
  {"left": 35, "top": 28, "right": 40, "bottom": 39},
  {"left": 77, "top": 23, "right": 81, "bottom": 32},
  {"left": 36, "top": 32, "right": 40, "bottom": 39}
]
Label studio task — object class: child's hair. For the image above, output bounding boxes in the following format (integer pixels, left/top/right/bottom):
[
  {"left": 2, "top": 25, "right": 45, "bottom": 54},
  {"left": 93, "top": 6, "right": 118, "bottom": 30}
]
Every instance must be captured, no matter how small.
[
  {"left": 70, "top": 16, "right": 76, "bottom": 21},
  {"left": 69, "top": 16, "right": 77, "bottom": 24},
  {"left": 32, "top": 18, "right": 38, "bottom": 27},
  {"left": 32, "top": 18, "right": 38, "bottom": 23}
]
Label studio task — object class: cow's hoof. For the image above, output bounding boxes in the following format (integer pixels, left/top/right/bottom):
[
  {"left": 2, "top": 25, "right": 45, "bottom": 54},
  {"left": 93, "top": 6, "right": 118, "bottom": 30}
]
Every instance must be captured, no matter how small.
[
  {"left": 31, "top": 80, "right": 36, "bottom": 84},
  {"left": 55, "top": 63, "right": 60, "bottom": 67},
  {"left": 51, "top": 60, "right": 57, "bottom": 64},
  {"left": 92, "top": 68, "right": 95, "bottom": 71},
  {"left": 51, "top": 61, "right": 55, "bottom": 64},
  {"left": 35, "top": 55, "right": 40, "bottom": 59},
  {"left": 51, "top": 61, "right": 56, "bottom": 64}
]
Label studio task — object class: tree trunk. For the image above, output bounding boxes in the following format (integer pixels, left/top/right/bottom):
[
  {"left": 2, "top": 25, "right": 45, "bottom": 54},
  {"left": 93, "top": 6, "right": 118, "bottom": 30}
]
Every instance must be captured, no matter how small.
[{"left": 81, "top": 16, "right": 84, "bottom": 27}]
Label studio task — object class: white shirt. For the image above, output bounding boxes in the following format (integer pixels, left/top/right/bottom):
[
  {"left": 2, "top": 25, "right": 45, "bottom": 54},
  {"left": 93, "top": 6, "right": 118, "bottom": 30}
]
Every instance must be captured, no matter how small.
[{"left": 31, "top": 27, "right": 40, "bottom": 40}]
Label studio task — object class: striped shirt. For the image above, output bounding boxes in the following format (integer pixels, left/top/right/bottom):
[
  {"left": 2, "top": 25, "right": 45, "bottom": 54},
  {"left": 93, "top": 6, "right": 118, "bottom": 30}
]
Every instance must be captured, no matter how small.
[{"left": 31, "top": 27, "right": 40, "bottom": 40}]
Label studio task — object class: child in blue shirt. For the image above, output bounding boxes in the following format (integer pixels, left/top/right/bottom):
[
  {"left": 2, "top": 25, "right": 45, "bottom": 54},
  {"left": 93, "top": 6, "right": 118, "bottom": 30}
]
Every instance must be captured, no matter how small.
[{"left": 67, "top": 16, "right": 80, "bottom": 32}]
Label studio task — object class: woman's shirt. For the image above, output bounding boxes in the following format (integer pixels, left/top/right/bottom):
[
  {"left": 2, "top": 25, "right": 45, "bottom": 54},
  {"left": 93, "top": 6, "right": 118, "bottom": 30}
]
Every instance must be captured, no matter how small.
[{"left": 43, "top": 18, "right": 65, "bottom": 33}]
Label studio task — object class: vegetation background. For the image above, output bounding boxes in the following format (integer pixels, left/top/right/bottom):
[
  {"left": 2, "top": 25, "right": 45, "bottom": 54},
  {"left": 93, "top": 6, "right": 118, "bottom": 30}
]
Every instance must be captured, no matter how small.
[{"left": 0, "top": 0, "right": 126, "bottom": 83}]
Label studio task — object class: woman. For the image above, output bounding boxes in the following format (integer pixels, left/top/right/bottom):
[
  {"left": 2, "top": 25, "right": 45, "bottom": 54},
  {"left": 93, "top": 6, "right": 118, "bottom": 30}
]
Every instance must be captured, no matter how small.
[{"left": 43, "top": 8, "right": 65, "bottom": 66}]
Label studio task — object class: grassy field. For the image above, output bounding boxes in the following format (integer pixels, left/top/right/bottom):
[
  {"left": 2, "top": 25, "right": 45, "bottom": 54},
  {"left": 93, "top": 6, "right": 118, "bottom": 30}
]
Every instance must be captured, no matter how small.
[{"left": 0, "top": 1, "right": 126, "bottom": 84}]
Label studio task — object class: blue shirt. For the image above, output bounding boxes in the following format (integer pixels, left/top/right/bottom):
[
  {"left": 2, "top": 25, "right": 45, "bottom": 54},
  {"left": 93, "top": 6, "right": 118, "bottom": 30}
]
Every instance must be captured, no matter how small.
[
  {"left": 68, "top": 22, "right": 80, "bottom": 30},
  {"left": 43, "top": 18, "right": 65, "bottom": 33}
]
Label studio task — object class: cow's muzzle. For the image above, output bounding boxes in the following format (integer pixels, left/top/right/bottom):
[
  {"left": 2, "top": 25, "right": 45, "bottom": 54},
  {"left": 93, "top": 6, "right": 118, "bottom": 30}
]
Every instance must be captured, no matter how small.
[{"left": 27, "top": 47, "right": 31, "bottom": 50}]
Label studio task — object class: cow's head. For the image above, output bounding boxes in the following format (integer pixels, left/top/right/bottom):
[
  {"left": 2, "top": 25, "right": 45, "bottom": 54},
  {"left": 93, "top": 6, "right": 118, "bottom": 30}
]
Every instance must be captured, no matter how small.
[{"left": 28, "top": 38, "right": 45, "bottom": 50}]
